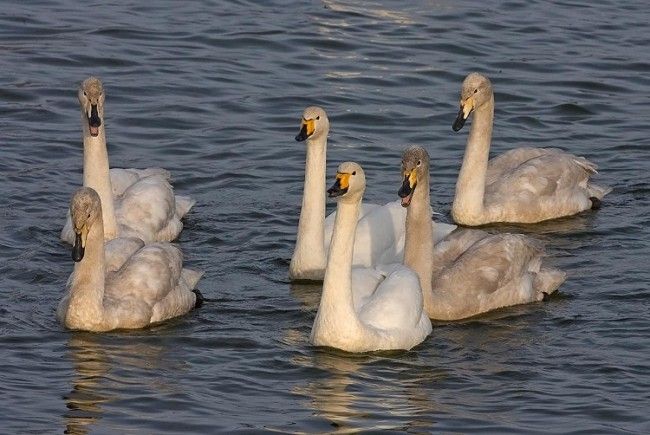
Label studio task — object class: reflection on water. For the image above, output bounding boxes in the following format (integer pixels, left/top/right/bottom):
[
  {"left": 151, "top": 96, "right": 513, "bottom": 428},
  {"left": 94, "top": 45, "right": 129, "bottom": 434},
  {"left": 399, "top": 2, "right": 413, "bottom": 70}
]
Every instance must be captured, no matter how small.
[{"left": 63, "top": 333, "right": 174, "bottom": 434}]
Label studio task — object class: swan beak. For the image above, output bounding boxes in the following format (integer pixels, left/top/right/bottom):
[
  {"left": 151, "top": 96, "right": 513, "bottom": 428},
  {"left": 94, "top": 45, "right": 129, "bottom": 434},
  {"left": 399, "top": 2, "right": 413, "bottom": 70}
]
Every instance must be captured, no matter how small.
[
  {"left": 453, "top": 97, "right": 474, "bottom": 131},
  {"left": 88, "top": 104, "right": 102, "bottom": 137},
  {"left": 398, "top": 170, "right": 417, "bottom": 207},
  {"left": 327, "top": 172, "right": 350, "bottom": 198},
  {"left": 72, "top": 225, "right": 89, "bottom": 262},
  {"left": 295, "top": 118, "right": 315, "bottom": 141}
]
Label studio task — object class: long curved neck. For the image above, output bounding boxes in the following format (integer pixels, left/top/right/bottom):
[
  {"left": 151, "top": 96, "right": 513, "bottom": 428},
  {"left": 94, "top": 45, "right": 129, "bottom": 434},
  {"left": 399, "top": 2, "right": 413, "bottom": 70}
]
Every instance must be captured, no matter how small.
[
  {"left": 290, "top": 135, "right": 327, "bottom": 276},
  {"left": 403, "top": 173, "right": 435, "bottom": 314},
  {"left": 66, "top": 218, "right": 106, "bottom": 330},
  {"left": 312, "top": 197, "right": 363, "bottom": 341},
  {"left": 452, "top": 94, "right": 494, "bottom": 222},
  {"left": 82, "top": 117, "right": 118, "bottom": 240}
]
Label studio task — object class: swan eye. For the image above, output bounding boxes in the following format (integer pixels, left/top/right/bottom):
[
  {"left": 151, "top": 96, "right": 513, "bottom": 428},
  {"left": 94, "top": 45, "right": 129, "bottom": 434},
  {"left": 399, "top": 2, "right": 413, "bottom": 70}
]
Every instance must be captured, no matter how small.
[
  {"left": 473, "top": 89, "right": 478, "bottom": 94},
  {"left": 83, "top": 91, "right": 87, "bottom": 96},
  {"left": 352, "top": 171, "right": 356, "bottom": 175},
  {"left": 316, "top": 116, "right": 320, "bottom": 120},
  {"left": 416, "top": 160, "right": 421, "bottom": 167}
]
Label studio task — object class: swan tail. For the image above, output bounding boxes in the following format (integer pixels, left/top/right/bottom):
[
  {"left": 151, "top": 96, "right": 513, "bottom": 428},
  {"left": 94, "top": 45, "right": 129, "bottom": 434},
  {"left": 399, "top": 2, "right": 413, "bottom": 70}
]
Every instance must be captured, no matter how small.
[
  {"left": 181, "top": 268, "right": 204, "bottom": 290},
  {"left": 587, "top": 182, "right": 612, "bottom": 201},
  {"left": 175, "top": 195, "right": 196, "bottom": 218},
  {"left": 573, "top": 156, "right": 599, "bottom": 174},
  {"left": 534, "top": 267, "right": 566, "bottom": 300}
]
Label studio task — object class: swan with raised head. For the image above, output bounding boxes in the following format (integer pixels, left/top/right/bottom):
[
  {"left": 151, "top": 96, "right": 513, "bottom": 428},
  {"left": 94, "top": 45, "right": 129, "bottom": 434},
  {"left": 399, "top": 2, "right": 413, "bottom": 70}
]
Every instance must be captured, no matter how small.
[
  {"left": 61, "top": 76, "right": 195, "bottom": 244},
  {"left": 399, "top": 146, "right": 566, "bottom": 320},
  {"left": 57, "top": 187, "right": 203, "bottom": 332},
  {"left": 310, "top": 162, "right": 432, "bottom": 352},
  {"left": 451, "top": 72, "right": 610, "bottom": 226},
  {"left": 290, "top": 106, "right": 455, "bottom": 281}
]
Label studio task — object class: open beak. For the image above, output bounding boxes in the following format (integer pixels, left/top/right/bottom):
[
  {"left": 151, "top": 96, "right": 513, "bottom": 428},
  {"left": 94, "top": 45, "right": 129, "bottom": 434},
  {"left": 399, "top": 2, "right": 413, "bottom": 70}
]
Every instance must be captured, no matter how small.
[
  {"left": 327, "top": 172, "right": 350, "bottom": 198},
  {"left": 398, "top": 169, "right": 417, "bottom": 207},
  {"left": 88, "top": 104, "right": 102, "bottom": 137},
  {"left": 72, "top": 226, "right": 88, "bottom": 262},
  {"left": 452, "top": 96, "right": 474, "bottom": 132},
  {"left": 295, "top": 118, "right": 314, "bottom": 141}
]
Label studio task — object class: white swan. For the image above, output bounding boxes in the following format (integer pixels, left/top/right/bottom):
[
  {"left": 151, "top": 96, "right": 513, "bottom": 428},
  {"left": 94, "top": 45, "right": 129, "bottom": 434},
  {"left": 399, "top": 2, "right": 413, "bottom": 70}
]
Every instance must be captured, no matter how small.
[
  {"left": 399, "top": 146, "right": 566, "bottom": 320},
  {"left": 57, "top": 187, "right": 203, "bottom": 332},
  {"left": 310, "top": 162, "right": 432, "bottom": 352},
  {"left": 61, "top": 76, "right": 195, "bottom": 244},
  {"left": 451, "top": 72, "right": 611, "bottom": 225},
  {"left": 290, "top": 106, "right": 455, "bottom": 280}
]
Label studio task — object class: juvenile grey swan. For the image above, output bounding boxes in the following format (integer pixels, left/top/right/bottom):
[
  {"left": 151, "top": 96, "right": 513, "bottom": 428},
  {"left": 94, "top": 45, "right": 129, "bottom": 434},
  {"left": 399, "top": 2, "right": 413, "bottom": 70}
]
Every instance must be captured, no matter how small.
[
  {"left": 310, "top": 162, "right": 431, "bottom": 352},
  {"left": 290, "top": 106, "right": 455, "bottom": 281},
  {"left": 61, "top": 76, "right": 195, "bottom": 244},
  {"left": 451, "top": 72, "right": 610, "bottom": 225},
  {"left": 57, "top": 187, "right": 203, "bottom": 332},
  {"left": 399, "top": 146, "right": 566, "bottom": 320}
]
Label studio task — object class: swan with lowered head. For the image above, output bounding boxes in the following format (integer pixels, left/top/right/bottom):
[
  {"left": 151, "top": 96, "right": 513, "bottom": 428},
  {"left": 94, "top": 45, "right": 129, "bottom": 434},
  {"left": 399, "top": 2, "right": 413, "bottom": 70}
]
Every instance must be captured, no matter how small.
[
  {"left": 61, "top": 76, "right": 195, "bottom": 244},
  {"left": 399, "top": 146, "right": 566, "bottom": 320},
  {"left": 451, "top": 72, "right": 610, "bottom": 225},
  {"left": 57, "top": 187, "right": 203, "bottom": 332},
  {"left": 310, "top": 162, "right": 432, "bottom": 352},
  {"left": 290, "top": 106, "right": 455, "bottom": 281}
]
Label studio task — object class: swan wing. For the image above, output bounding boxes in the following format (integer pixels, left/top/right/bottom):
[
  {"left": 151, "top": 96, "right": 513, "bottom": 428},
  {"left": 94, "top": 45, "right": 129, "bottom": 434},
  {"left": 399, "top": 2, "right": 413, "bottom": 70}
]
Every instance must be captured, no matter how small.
[
  {"left": 104, "top": 237, "right": 145, "bottom": 272},
  {"left": 109, "top": 168, "right": 171, "bottom": 197},
  {"left": 432, "top": 233, "right": 549, "bottom": 319},
  {"left": 357, "top": 264, "right": 426, "bottom": 331},
  {"left": 485, "top": 150, "right": 603, "bottom": 216},
  {"left": 116, "top": 175, "right": 182, "bottom": 242}
]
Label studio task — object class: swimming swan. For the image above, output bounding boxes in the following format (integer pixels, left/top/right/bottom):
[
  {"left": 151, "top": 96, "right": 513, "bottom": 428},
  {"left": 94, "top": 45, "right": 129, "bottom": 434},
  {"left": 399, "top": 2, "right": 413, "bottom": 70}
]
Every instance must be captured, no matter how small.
[
  {"left": 61, "top": 76, "right": 195, "bottom": 244},
  {"left": 57, "top": 187, "right": 203, "bottom": 332},
  {"left": 310, "top": 162, "right": 432, "bottom": 352},
  {"left": 399, "top": 146, "right": 566, "bottom": 320},
  {"left": 290, "top": 106, "right": 455, "bottom": 281},
  {"left": 451, "top": 72, "right": 610, "bottom": 225}
]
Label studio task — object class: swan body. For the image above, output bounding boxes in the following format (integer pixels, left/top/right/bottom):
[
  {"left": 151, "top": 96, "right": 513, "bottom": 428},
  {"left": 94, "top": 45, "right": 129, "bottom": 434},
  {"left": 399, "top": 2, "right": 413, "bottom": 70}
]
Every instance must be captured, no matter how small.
[
  {"left": 451, "top": 72, "right": 610, "bottom": 225},
  {"left": 310, "top": 162, "right": 432, "bottom": 352},
  {"left": 60, "top": 76, "right": 195, "bottom": 244},
  {"left": 57, "top": 187, "right": 203, "bottom": 332},
  {"left": 399, "top": 146, "right": 566, "bottom": 320},
  {"left": 290, "top": 106, "right": 455, "bottom": 280}
]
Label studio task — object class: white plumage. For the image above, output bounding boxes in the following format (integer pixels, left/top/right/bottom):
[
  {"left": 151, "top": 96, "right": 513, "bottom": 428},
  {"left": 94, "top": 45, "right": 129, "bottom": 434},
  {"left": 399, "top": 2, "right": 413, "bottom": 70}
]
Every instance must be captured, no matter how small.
[
  {"left": 451, "top": 73, "right": 610, "bottom": 225},
  {"left": 310, "top": 162, "right": 432, "bottom": 352},
  {"left": 58, "top": 187, "right": 203, "bottom": 332},
  {"left": 61, "top": 76, "right": 195, "bottom": 244},
  {"left": 290, "top": 106, "right": 454, "bottom": 281}
]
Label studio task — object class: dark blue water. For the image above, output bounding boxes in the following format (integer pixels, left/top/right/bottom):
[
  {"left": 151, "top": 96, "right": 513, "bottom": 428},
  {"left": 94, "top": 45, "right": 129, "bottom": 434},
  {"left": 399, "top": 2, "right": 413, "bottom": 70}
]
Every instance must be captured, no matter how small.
[{"left": 1, "top": 0, "right": 648, "bottom": 433}]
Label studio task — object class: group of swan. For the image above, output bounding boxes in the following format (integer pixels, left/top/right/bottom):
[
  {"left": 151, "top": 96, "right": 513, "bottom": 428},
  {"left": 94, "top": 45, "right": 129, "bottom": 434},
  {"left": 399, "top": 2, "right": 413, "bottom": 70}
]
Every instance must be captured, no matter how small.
[
  {"left": 297, "top": 73, "right": 609, "bottom": 353},
  {"left": 58, "top": 77, "right": 201, "bottom": 332},
  {"left": 57, "top": 73, "right": 609, "bottom": 346}
]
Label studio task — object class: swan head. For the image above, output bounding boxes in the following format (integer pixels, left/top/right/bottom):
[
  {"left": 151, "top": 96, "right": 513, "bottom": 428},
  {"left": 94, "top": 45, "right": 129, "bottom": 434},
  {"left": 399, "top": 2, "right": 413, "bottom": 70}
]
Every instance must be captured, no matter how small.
[
  {"left": 399, "top": 145, "right": 429, "bottom": 207},
  {"left": 453, "top": 72, "right": 493, "bottom": 131},
  {"left": 69, "top": 187, "right": 102, "bottom": 262},
  {"left": 295, "top": 106, "right": 330, "bottom": 142},
  {"left": 78, "top": 77, "right": 105, "bottom": 137},
  {"left": 327, "top": 162, "right": 365, "bottom": 203}
]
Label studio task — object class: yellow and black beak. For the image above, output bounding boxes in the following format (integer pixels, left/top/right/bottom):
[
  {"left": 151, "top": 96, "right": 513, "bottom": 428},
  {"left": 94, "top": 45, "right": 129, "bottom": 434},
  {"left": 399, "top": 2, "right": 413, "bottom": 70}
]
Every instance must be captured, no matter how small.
[
  {"left": 72, "top": 225, "right": 88, "bottom": 262},
  {"left": 327, "top": 172, "right": 350, "bottom": 198},
  {"left": 295, "top": 118, "right": 315, "bottom": 142},
  {"left": 398, "top": 169, "right": 417, "bottom": 207},
  {"left": 452, "top": 96, "right": 475, "bottom": 132}
]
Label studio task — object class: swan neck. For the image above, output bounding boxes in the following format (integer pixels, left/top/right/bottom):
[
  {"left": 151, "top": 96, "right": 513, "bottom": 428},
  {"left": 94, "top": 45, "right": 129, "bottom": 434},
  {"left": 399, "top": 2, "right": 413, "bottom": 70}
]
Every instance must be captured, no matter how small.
[
  {"left": 313, "top": 198, "right": 363, "bottom": 336},
  {"left": 453, "top": 95, "right": 494, "bottom": 221},
  {"left": 404, "top": 174, "right": 434, "bottom": 308},
  {"left": 67, "top": 218, "right": 106, "bottom": 329},
  {"left": 290, "top": 135, "right": 327, "bottom": 276},
  {"left": 82, "top": 118, "right": 118, "bottom": 240}
]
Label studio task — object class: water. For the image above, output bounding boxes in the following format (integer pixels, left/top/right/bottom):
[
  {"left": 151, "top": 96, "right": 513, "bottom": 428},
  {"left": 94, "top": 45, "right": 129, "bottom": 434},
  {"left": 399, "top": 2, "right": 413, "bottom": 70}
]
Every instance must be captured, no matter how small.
[{"left": 1, "top": 0, "right": 648, "bottom": 432}]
